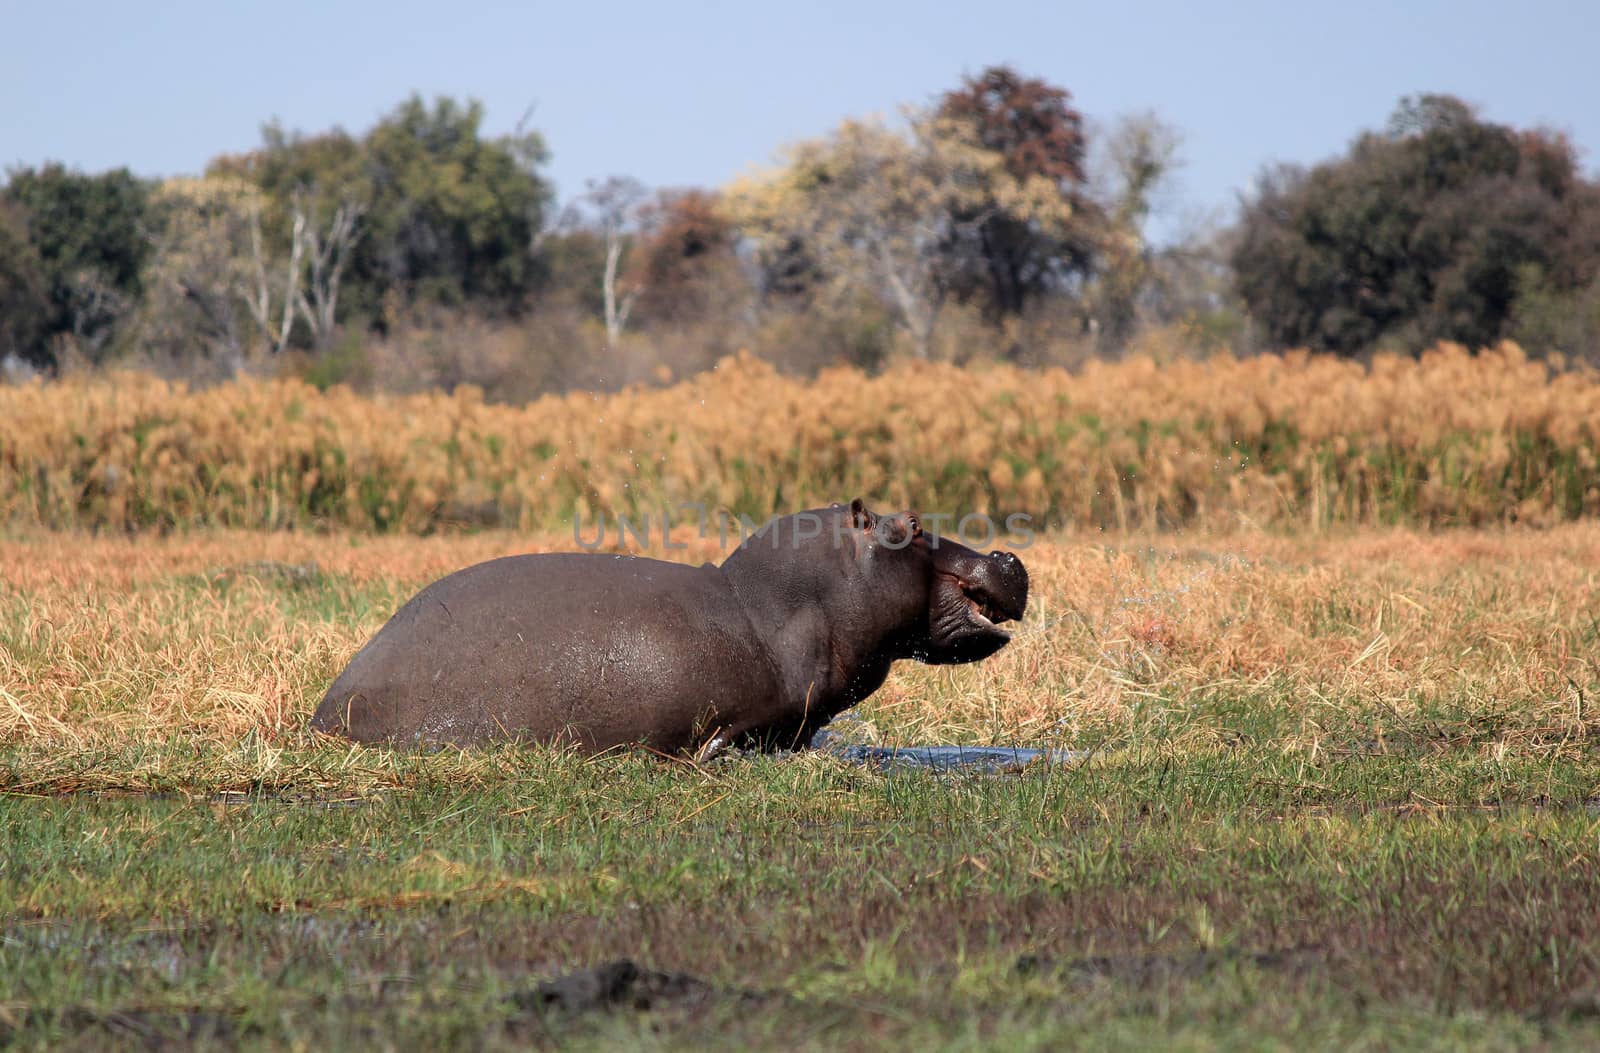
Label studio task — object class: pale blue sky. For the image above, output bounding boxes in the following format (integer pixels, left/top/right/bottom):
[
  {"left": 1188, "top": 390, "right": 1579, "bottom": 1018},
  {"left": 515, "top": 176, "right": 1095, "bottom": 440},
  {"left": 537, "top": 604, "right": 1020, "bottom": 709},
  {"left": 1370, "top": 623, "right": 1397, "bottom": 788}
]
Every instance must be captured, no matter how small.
[{"left": 4, "top": 0, "right": 1595, "bottom": 241}]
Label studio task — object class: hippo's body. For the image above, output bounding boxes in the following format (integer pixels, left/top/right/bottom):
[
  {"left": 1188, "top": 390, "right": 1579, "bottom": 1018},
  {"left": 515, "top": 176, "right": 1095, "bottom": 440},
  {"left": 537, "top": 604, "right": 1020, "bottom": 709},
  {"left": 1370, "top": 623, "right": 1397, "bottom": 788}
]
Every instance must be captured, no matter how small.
[{"left": 311, "top": 500, "right": 1028, "bottom": 756}]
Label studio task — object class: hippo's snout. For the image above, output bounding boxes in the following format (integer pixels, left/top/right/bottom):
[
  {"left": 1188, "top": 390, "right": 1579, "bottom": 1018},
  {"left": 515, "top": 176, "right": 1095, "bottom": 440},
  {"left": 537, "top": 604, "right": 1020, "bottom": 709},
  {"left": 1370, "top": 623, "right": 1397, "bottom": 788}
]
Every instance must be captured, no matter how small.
[
  {"left": 983, "top": 551, "right": 1029, "bottom": 623},
  {"left": 954, "top": 550, "right": 1027, "bottom": 626}
]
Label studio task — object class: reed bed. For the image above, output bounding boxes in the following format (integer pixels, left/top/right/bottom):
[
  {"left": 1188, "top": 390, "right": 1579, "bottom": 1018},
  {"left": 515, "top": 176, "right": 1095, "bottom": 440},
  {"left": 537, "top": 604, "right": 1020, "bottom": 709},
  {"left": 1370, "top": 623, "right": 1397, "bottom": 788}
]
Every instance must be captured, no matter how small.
[{"left": 2, "top": 343, "right": 1596, "bottom": 534}]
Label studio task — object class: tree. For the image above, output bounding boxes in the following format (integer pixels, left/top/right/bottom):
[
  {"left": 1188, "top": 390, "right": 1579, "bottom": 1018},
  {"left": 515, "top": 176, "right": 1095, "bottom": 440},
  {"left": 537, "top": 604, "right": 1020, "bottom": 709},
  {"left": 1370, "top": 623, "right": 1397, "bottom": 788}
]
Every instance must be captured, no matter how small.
[
  {"left": 137, "top": 171, "right": 369, "bottom": 375},
  {"left": 630, "top": 188, "right": 741, "bottom": 324},
  {"left": 0, "top": 203, "right": 51, "bottom": 370},
  {"left": 139, "top": 177, "right": 264, "bottom": 373},
  {"left": 934, "top": 66, "right": 1099, "bottom": 319},
  {"left": 728, "top": 111, "right": 1076, "bottom": 358},
  {"left": 212, "top": 126, "right": 367, "bottom": 350},
  {"left": 213, "top": 96, "right": 553, "bottom": 327},
  {"left": 287, "top": 186, "right": 365, "bottom": 349},
  {"left": 1082, "top": 112, "right": 1184, "bottom": 347},
  {"left": 534, "top": 227, "right": 609, "bottom": 319},
  {"left": 2, "top": 164, "right": 152, "bottom": 366},
  {"left": 358, "top": 95, "right": 552, "bottom": 315},
  {"left": 571, "top": 176, "right": 648, "bottom": 347},
  {"left": 1510, "top": 265, "right": 1600, "bottom": 363},
  {"left": 1232, "top": 94, "right": 1600, "bottom": 354}
]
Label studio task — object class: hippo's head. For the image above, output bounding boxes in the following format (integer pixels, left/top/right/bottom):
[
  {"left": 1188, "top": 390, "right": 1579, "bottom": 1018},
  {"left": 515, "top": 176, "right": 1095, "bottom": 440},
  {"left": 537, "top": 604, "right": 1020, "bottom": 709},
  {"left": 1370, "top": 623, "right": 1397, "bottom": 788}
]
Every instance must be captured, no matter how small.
[
  {"left": 709, "top": 498, "right": 1031, "bottom": 744},
  {"left": 835, "top": 499, "right": 1029, "bottom": 665},
  {"left": 724, "top": 498, "right": 1029, "bottom": 680}
]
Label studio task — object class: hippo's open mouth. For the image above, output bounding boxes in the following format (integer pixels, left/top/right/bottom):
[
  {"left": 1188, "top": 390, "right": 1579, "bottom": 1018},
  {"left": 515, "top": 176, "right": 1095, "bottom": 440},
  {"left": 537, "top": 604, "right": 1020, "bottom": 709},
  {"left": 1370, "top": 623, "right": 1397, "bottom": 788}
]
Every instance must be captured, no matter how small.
[
  {"left": 916, "top": 544, "right": 1028, "bottom": 666},
  {"left": 941, "top": 572, "right": 1019, "bottom": 636},
  {"left": 966, "top": 594, "right": 1010, "bottom": 632}
]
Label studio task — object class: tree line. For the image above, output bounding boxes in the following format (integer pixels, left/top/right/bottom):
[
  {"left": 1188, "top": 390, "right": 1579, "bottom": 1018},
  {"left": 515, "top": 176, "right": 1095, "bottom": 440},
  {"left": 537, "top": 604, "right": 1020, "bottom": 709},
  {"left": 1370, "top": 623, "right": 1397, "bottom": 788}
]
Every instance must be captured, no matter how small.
[{"left": 3, "top": 68, "right": 1598, "bottom": 397}]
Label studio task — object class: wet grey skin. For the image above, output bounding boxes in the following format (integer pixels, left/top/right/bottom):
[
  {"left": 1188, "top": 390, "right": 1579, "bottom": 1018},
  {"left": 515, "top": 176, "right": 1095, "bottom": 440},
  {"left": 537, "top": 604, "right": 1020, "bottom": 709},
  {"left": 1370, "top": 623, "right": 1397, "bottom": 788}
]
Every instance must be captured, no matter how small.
[{"left": 310, "top": 499, "right": 1028, "bottom": 758}]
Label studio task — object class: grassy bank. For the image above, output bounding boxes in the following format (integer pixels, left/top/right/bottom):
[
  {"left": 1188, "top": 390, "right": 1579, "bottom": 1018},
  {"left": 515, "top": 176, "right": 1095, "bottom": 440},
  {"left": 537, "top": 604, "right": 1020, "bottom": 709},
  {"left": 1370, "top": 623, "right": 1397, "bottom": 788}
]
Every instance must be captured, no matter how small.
[
  {"left": 3, "top": 343, "right": 1598, "bottom": 535},
  {"left": 3, "top": 525, "right": 1600, "bottom": 1047},
  {"left": 5, "top": 752, "right": 1600, "bottom": 1050}
]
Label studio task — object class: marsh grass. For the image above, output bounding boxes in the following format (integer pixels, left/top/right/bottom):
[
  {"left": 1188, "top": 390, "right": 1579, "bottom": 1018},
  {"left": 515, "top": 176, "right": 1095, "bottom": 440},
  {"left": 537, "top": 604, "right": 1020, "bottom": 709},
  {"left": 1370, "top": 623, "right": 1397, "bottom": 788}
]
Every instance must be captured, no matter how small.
[
  {"left": 3, "top": 525, "right": 1600, "bottom": 1048},
  {"left": 4, "top": 524, "right": 1597, "bottom": 759}
]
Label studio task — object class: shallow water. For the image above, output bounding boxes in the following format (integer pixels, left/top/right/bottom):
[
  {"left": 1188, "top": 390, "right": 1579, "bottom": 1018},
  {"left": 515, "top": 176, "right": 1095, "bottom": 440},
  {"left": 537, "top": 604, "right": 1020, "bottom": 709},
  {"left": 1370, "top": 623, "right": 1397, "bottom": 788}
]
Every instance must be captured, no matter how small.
[{"left": 812, "top": 732, "right": 1086, "bottom": 773}]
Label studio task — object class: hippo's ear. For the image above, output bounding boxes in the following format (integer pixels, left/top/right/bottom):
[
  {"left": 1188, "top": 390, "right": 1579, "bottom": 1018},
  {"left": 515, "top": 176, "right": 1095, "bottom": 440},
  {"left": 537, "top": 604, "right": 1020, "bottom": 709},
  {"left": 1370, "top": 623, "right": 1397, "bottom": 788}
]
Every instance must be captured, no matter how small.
[{"left": 850, "top": 498, "right": 877, "bottom": 530}]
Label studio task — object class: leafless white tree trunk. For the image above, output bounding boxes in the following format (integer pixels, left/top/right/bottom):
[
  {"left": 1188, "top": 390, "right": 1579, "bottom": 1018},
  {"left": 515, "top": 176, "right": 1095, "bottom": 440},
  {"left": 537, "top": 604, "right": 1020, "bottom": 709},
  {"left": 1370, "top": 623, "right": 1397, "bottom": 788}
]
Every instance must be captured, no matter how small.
[
  {"left": 581, "top": 176, "right": 647, "bottom": 348},
  {"left": 247, "top": 203, "right": 304, "bottom": 356},
  {"left": 602, "top": 232, "right": 640, "bottom": 347},
  {"left": 877, "top": 240, "right": 945, "bottom": 359},
  {"left": 245, "top": 189, "right": 364, "bottom": 353},
  {"left": 295, "top": 194, "right": 365, "bottom": 350}
]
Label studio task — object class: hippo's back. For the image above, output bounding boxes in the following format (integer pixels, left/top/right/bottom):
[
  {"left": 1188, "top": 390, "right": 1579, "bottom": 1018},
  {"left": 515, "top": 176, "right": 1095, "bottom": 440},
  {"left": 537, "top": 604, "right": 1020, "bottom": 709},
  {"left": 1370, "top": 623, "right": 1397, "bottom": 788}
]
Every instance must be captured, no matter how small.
[{"left": 311, "top": 552, "right": 776, "bottom": 750}]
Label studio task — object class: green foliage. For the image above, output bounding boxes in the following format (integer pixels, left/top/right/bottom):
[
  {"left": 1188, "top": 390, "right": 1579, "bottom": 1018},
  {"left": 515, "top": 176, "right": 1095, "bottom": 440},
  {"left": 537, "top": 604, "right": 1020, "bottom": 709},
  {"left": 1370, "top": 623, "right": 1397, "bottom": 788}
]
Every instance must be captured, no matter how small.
[
  {"left": 133, "top": 176, "right": 268, "bottom": 373},
  {"left": 0, "top": 205, "right": 51, "bottom": 368},
  {"left": 358, "top": 95, "right": 553, "bottom": 315},
  {"left": 16, "top": 82, "right": 1600, "bottom": 382},
  {"left": 295, "top": 326, "right": 374, "bottom": 391},
  {"left": 1, "top": 163, "right": 152, "bottom": 367},
  {"left": 1510, "top": 264, "right": 1600, "bottom": 363},
  {"left": 1232, "top": 94, "right": 1600, "bottom": 355},
  {"left": 536, "top": 228, "right": 609, "bottom": 318},
  {"left": 210, "top": 94, "right": 554, "bottom": 329}
]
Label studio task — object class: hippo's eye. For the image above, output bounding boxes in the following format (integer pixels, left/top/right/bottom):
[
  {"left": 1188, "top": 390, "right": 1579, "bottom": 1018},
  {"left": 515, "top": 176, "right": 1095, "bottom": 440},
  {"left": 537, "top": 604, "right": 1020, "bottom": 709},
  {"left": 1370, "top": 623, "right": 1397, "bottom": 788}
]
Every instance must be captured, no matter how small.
[{"left": 875, "top": 519, "right": 913, "bottom": 548}]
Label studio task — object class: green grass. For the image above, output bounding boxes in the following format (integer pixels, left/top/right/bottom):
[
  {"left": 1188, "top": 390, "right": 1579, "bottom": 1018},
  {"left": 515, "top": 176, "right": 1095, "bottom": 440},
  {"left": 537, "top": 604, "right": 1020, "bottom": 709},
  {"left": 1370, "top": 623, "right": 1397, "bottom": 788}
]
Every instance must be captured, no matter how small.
[{"left": 5, "top": 741, "right": 1600, "bottom": 1050}]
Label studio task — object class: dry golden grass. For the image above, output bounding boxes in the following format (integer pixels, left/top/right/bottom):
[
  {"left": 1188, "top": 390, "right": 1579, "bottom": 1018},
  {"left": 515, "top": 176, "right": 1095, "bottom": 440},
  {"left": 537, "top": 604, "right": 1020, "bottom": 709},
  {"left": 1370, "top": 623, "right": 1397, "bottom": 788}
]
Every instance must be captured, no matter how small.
[
  {"left": 3, "top": 342, "right": 1598, "bottom": 534},
  {"left": 3, "top": 523, "right": 1596, "bottom": 756}
]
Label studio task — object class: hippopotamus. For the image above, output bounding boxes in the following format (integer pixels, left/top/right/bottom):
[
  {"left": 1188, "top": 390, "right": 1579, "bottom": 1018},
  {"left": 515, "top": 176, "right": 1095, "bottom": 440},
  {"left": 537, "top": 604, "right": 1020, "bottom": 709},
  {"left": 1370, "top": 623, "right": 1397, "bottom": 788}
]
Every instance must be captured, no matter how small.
[{"left": 310, "top": 499, "right": 1028, "bottom": 758}]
